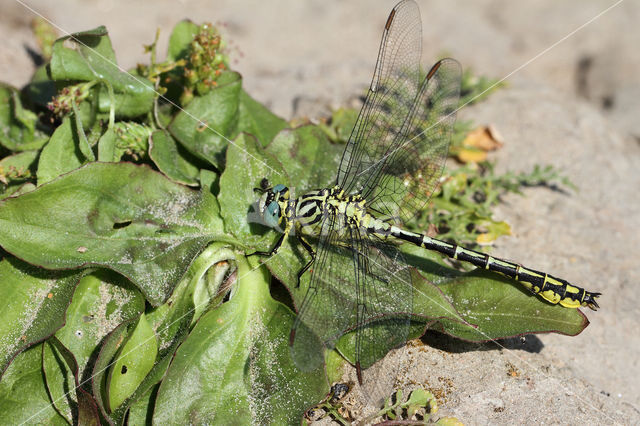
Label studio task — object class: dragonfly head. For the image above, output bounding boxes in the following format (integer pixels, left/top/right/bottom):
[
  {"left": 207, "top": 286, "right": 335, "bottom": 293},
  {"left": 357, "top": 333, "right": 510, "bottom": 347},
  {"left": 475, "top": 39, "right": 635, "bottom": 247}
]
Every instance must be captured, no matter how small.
[{"left": 256, "top": 180, "right": 290, "bottom": 230}]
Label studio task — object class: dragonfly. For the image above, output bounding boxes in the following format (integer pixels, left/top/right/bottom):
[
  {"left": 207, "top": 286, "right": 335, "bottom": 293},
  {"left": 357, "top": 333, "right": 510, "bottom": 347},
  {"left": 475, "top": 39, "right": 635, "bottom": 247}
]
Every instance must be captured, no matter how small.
[{"left": 253, "top": 0, "right": 600, "bottom": 400}]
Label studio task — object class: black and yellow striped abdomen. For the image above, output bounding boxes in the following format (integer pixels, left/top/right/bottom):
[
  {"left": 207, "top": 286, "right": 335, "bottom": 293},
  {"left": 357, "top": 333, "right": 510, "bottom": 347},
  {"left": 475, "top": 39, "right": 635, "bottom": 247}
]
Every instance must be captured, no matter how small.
[{"left": 389, "top": 227, "right": 600, "bottom": 310}]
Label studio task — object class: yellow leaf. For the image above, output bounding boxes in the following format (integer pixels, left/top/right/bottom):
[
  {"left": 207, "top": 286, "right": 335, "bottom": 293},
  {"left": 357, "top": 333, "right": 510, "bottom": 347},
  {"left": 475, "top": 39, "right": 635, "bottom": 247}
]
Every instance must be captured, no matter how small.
[
  {"left": 462, "top": 125, "right": 504, "bottom": 151},
  {"left": 456, "top": 147, "right": 487, "bottom": 163}
]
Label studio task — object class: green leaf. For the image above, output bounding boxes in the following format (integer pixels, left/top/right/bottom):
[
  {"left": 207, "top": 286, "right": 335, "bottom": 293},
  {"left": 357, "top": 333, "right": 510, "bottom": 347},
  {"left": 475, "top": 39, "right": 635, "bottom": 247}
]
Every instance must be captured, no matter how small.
[
  {"left": 104, "top": 245, "right": 236, "bottom": 424},
  {"left": 434, "top": 269, "right": 589, "bottom": 340},
  {"left": 107, "top": 313, "right": 158, "bottom": 411},
  {"left": 0, "top": 83, "right": 49, "bottom": 152},
  {"left": 50, "top": 27, "right": 154, "bottom": 118},
  {"left": 318, "top": 107, "right": 359, "bottom": 144},
  {"left": 37, "top": 117, "right": 86, "bottom": 185},
  {"left": 0, "top": 344, "right": 68, "bottom": 425},
  {"left": 0, "top": 256, "right": 81, "bottom": 377},
  {"left": 404, "top": 388, "right": 435, "bottom": 416},
  {"left": 176, "top": 242, "right": 236, "bottom": 323},
  {"left": 333, "top": 264, "right": 467, "bottom": 370},
  {"left": 167, "top": 20, "right": 200, "bottom": 62},
  {"left": 90, "top": 320, "right": 131, "bottom": 421},
  {"left": 97, "top": 127, "right": 117, "bottom": 162},
  {"left": 149, "top": 129, "right": 200, "bottom": 186},
  {"left": 54, "top": 270, "right": 144, "bottom": 376},
  {"left": 0, "top": 150, "right": 38, "bottom": 179},
  {"left": 0, "top": 150, "right": 39, "bottom": 197},
  {"left": 265, "top": 125, "right": 343, "bottom": 194},
  {"left": 169, "top": 71, "right": 242, "bottom": 169},
  {"left": 42, "top": 337, "right": 101, "bottom": 425},
  {"left": 42, "top": 339, "right": 75, "bottom": 423},
  {"left": 0, "top": 162, "right": 230, "bottom": 306},
  {"left": 218, "top": 133, "right": 287, "bottom": 249},
  {"left": 401, "top": 243, "right": 588, "bottom": 339},
  {"left": 1, "top": 182, "right": 36, "bottom": 199},
  {"left": 126, "top": 383, "right": 159, "bottom": 425},
  {"left": 153, "top": 256, "right": 328, "bottom": 424},
  {"left": 238, "top": 89, "right": 287, "bottom": 147},
  {"left": 24, "top": 63, "right": 57, "bottom": 108}
]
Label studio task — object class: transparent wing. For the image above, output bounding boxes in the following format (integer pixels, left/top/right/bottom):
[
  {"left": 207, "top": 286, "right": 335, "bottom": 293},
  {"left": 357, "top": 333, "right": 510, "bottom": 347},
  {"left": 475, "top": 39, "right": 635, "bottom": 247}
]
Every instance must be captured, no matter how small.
[
  {"left": 289, "top": 213, "right": 412, "bottom": 403},
  {"left": 337, "top": 0, "right": 422, "bottom": 193},
  {"left": 350, "top": 228, "right": 412, "bottom": 403},
  {"left": 364, "top": 59, "right": 461, "bottom": 222},
  {"left": 338, "top": 0, "right": 461, "bottom": 223},
  {"left": 289, "top": 215, "right": 357, "bottom": 371}
]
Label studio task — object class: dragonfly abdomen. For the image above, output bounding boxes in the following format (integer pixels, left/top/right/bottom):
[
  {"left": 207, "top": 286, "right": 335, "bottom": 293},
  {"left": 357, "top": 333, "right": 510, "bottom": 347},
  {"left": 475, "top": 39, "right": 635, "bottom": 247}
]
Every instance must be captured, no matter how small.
[{"left": 389, "top": 228, "right": 601, "bottom": 310}]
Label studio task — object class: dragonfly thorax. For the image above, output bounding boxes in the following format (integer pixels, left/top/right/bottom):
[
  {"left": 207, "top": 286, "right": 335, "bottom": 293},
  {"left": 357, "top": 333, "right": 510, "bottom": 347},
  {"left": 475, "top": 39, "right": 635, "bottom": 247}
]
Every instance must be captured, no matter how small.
[{"left": 258, "top": 183, "right": 375, "bottom": 236}]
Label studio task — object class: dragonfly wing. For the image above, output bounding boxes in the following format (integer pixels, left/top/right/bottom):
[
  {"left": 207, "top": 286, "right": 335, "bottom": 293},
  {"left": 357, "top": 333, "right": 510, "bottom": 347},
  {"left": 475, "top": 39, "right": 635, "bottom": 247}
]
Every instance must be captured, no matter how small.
[
  {"left": 337, "top": 0, "right": 461, "bottom": 223},
  {"left": 349, "top": 227, "right": 413, "bottom": 403},
  {"left": 363, "top": 59, "right": 461, "bottom": 223},
  {"left": 289, "top": 214, "right": 358, "bottom": 372},
  {"left": 338, "top": 0, "right": 422, "bottom": 197},
  {"left": 289, "top": 216, "right": 413, "bottom": 399}
]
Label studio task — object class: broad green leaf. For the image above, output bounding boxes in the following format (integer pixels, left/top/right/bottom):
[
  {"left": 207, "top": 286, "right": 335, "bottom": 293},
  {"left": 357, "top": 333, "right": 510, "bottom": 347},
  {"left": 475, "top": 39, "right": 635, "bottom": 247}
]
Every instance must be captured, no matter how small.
[
  {"left": 54, "top": 270, "right": 144, "bottom": 376},
  {"left": 42, "top": 337, "right": 101, "bottom": 425},
  {"left": 107, "top": 313, "right": 158, "bottom": 410},
  {"left": 0, "top": 162, "right": 230, "bottom": 306},
  {"left": 50, "top": 27, "right": 155, "bottom": 118},
  {"left": 103, "top": 244, "right": 238, "bottom": 424},
  {"left": 153, "top": 256, "right": 327, "bottom": 424},
  {"left": 238, "top": 89, "right": 287, "bottom": 147},
  {"left": 0, "top": 83, "right": 49, "bottom": 152},
  {"left": 434, "top": 269, "right": 589, "bottom": 340},
  {"left": 149, "top": 129, "right": 200, "bottom": 186},
  {"left": 0, "top": 150, "right": 38, "bottom": 179},
  {"left": 169, "top": 71, "right": 242, "bottom": 169},
  {"left": 24, "top": 63, "right": 56, "bottom": 108},
  {"left": 167, "top": 242, "right": 237, "bottom": 324},
  {"left": 37, "top": 117, "right": 86, "bottom": 185},
  {"left": 0, "top": 257, "right": 81, "bottom": 377},
  {"left": 1, "top": 182, "right": 36, "bottom": 199},
  {"left": 126, "top": 383, "right": 159, "bottom": 425},
  {"left": 42, "top": 340, "right": 75, "bottom": 423},
  {"left": 0, "top": 344, "right": 68, "bottom": 425},
  {"left": 97, "top": 127, "right": 117, "bottom": 162},
  {"left": 0, "top": 150, "right": 38, "bottom": 197},
  {"left": 50, "top": 27, "right": 116, "bottom": 80},
  {"left": 218, "top": 133, "right": 287, "bottom": 249},
  {"left": 318, "top": 107, "right": 359, "bottom": 144},
  {"left": 90, "top": 320, "right": 131, "bottom": 421},
  {"left": 401, "top": 243, "right": 588, "bottom": 339},
  {"left": 166, "top": 20, "right": 199, "bottom": 61},
  {"left": 200, "top": 168, "right": 218, "bottom": 193},
  {"left": 265, "top": 124, "right": 343, "bottom": 194}
]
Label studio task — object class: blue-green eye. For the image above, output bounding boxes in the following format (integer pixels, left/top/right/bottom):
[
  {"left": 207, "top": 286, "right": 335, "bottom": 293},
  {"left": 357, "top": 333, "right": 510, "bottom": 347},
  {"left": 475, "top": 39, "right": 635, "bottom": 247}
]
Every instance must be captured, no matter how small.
[
  {"left": 273, "top": 184, "right": 286, "bottom": 192},
  {"left": 264, "top": 201, "right": 280, "bottom": 228}
]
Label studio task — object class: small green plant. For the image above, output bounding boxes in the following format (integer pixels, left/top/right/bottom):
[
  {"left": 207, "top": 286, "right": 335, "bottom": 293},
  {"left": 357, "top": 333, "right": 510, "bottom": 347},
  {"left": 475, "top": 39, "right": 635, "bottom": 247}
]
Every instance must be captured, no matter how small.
[{"left": 0, "top": 17, "right": 589, "bottom": 425}]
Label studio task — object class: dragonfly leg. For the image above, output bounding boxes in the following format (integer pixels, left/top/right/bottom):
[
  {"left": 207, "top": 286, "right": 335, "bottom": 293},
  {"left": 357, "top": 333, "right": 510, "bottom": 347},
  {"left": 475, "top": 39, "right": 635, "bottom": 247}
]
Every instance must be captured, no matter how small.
[
  {"left": 248, "top": 232, "right": 286, "bottom": 257},
  {"left": 295, "top": 235, "right": 316, "bottom": 288}
]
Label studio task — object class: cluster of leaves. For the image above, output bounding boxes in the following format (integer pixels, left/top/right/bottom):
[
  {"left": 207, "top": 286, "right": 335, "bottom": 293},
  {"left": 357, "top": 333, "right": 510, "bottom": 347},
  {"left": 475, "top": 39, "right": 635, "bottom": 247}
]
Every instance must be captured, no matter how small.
[
  {"left": 309, "top": 385, "right": 465, "bottom": 425},
  {"left": 0, "top": 18, "right": 588, "bottom": 426}
]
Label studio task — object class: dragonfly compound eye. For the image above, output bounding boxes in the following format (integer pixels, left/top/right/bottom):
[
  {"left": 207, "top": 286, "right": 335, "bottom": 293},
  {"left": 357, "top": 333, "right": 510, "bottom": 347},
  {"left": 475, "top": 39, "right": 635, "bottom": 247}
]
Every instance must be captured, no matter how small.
[{"left": 265, "top": 201, "right": 281, "bottom": 228}]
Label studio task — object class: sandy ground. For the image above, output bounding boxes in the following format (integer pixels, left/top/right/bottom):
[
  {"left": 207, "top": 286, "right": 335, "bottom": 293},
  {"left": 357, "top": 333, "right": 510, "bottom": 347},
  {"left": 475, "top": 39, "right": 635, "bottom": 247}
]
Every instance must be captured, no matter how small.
[{"left": 1, "top": 0, "right": 639, "bottom": 424}]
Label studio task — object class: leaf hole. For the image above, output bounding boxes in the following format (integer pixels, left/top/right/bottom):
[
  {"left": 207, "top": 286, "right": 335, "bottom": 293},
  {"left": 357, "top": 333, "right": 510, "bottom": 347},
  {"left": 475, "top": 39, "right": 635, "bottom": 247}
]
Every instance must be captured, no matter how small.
[
  {"left": 113, "top": 220, "right": 132, "bottom": 229},
  {"left": 121, "top": 365, "right": 128, "bottom": 374}
]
